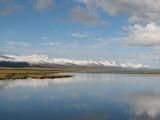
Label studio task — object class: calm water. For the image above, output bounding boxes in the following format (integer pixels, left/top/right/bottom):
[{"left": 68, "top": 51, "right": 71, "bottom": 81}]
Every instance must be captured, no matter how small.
[{"left": 0, "top": 73, "right": 160, "bottom": 120}]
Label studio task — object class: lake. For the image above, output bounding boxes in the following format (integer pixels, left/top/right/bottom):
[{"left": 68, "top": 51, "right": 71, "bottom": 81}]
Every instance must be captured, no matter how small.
[{"left": 0, "top": 73, "right": 160, "bottom": 120}]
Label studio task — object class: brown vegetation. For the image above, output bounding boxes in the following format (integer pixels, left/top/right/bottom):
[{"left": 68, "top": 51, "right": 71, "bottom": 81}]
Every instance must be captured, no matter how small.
[{"left": 0, "top": 69, "right": 72, "bottom": 80}]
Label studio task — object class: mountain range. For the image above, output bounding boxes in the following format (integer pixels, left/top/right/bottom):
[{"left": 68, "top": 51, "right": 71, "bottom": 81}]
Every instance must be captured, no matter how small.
[{"left": 0, "top": 54, "right": 149, "bottom": 69}]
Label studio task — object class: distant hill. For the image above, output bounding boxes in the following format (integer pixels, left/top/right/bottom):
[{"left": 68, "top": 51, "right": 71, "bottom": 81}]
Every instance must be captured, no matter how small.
[{"left": 0, "top": 61, "right": 29, "bottom": 68}]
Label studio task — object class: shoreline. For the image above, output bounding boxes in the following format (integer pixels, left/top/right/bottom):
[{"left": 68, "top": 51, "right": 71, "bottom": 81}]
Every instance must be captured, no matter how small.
[
  {"left": 1, "top": 68, "right": 160, "bottom": 80},
  {"left": 0, "top": 69, "right": 72, "bottom": 80}
]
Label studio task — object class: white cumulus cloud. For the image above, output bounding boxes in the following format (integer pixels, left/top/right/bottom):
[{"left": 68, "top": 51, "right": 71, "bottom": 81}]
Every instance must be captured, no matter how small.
[{"left": 124, "top": 23, "right": 160, "bottom": 47}]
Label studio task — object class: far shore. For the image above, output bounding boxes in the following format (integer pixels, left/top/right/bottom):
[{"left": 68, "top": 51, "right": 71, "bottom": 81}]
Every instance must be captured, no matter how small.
[{"left": 1, "top": 67, "right": 160, "bottom": 80}]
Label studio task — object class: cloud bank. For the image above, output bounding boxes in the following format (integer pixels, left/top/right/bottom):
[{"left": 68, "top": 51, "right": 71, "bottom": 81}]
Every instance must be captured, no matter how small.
[
  {"left": 78, "top": 0, "right": 160, "bottom": 24},
  {"left": 76, "top": 0, "right": 160, "bottom": 47}
]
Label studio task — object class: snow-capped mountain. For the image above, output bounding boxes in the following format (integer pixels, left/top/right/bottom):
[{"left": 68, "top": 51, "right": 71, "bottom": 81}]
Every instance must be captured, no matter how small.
[{"left": 0, "top": 54, "right": 148, "bottom": 69}]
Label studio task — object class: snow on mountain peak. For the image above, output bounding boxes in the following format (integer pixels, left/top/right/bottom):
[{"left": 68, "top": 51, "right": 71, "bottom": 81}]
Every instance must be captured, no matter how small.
[{"left": 0, "top": 54, "right": 149, "bottom": 68}]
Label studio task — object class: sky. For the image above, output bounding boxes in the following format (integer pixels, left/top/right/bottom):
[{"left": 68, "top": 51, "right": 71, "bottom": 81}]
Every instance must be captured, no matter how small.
[{"left": 0, "top": 0, "right": 160, "bottom": 67}]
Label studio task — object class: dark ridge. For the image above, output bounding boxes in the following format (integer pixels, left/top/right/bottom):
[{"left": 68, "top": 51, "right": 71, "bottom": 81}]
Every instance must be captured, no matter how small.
[
  {"left": 0, "top": 61, "right": 30, "bottom": 68},
  {"left": 0, "top": 55, "right": 13, "bottom": 59}
]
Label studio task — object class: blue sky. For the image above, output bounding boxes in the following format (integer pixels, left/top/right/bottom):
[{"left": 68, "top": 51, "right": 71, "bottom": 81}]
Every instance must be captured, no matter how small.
[{"left": 0, "top": 0, "right": 160, "bottom": 66}]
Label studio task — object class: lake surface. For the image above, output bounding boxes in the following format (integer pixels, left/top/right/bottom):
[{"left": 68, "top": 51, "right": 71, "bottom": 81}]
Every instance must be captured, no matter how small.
[{"left": 0, "top": 73, "right": 160, "bottom": 120}]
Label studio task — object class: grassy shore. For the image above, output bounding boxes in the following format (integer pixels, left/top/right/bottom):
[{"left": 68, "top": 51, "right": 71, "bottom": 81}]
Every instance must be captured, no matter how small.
[
  {"left": 1, "top": 67, "right": 160, "bottom": 80},
  {"left": 0, "top": 68, "right": 72, "bottom": 80}
]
